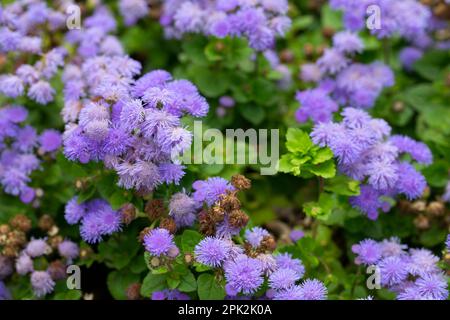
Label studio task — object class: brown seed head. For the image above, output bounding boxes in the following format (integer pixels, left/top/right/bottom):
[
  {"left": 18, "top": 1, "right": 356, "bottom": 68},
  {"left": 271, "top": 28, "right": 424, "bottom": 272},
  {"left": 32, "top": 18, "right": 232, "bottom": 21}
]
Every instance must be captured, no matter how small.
[
  {"left": 145, "top": 199, "right": 165, "bottom": 221},
  {"left": 159, "top": 217, "right": 177, "bottom": 234},
  {"left": 38, "top": 214, "right": 54, "bottom": 232},
  {"left": 126, "top": 283, "right": 142, "bottom": 300},
  {"left": 120, "top": 203, "right": 136, "bottom": 225},
  {"left": 231, "top": 174, "right": 251, "bottom": 190},
  {"left": 10, "top": 214, "right": 32, "bottom": 233}
]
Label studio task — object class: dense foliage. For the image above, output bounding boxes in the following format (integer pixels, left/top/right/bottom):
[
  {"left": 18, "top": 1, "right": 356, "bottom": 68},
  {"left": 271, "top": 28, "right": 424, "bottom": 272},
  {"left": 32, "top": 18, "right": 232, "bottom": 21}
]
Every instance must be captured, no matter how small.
[{"left": 0, "top": 0, "right": 450, "bottom": 300}]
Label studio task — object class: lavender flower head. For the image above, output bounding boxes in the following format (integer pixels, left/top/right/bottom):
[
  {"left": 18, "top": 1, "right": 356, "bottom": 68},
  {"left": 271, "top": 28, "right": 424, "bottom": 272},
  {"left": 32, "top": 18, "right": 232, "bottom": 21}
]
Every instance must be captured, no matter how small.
[
  {"left": 192, "top": 177, "right": 234, "bottom": 206},
  {"left": 169, "top": 192, "right": 197, "bottom": 228},
  {"left": 194, "top": 237, "right": 232, "bottom": 267},
  {"left": 224, "top": 255, "right": 264, "bottom": 296},
  {"left": 144, "top": 228, "right": 178, "bottom": 257},
  {"left": 30, "top": 271, "right": 55, "bottom": 297}
]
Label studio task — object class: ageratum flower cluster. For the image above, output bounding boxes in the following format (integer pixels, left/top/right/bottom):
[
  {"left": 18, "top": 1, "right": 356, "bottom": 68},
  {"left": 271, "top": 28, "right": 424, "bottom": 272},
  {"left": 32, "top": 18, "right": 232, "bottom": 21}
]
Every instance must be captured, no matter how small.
[
  {"left": 0, "top": 105, "right": 62, "bottom": 203},
  {"left": 312, "top": 108, "right": 432, "bottom": 220},
  {"left": 64, "top": 197, "right": 123, "bottom": 244},
  {"left": 352, "top": 237, "right": 448, "bottom": 300},
  {"left": 140, "top": 175, "right": 327, "bottom": 300},
  {"left": 61, "top": 7, "right": 209, "bottom": 193},
  {"left": 297, "top": 31, "right": 394, "bottom": 123},
  {"left": 160, "top": 0, "right": 291, "bottom": 50},
  {"left": 0, "top": 1, "right": 68, "bottom": 104},
  {"left": 330, "top": 0, "right": 431, "bottom": 42}
]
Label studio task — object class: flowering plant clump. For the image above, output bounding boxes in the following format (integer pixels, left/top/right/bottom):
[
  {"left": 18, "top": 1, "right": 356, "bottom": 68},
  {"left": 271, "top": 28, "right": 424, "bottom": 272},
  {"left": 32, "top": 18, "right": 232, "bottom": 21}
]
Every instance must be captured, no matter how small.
[
  {"left": 0, "top": 0, "right": 450, "bottom": 302},
  {"left": 0, "top": 214, "right": 79, "bottom": 298}
]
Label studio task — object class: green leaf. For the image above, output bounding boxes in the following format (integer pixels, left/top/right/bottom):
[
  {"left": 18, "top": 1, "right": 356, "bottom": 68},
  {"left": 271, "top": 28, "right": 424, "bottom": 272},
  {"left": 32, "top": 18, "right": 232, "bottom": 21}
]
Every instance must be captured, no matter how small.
[
  {"left": 107, "top": 270, "right": 140, "bottom": 300},
  {"left": 140, "top": 273, "right": 167, "bottom": 297},
  {"left": 311, "top": 147, "right": 334, "bottom": 164},
  {"left": 324, "top": 175, "right": 361, "bottom": 196},
  {"left": 307, "top": 160, "right": 336, "bottom": 178},
  {"left": 178, "top": 271, "right": 197, "bottom": 293},
  {"left": 97, "top": 229, "right": 140, "bottom": 270},
  {"left": 285, "top": 128, "right": 313, "bottom": 154},
  {"left": 197, "top": 274, "right": 226, "bottom": 300},
  {"left": 239, "top": 105, "right": 266, "bottom": 125},
  {"left": 181, "top": 230, "right": 203, "bottom": 253}
]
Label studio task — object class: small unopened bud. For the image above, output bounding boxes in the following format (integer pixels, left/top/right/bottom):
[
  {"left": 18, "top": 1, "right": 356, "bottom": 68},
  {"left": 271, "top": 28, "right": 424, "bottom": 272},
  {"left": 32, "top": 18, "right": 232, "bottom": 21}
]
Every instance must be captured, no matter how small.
[
  {"left": 411, "top": 201, "right": 426, "bottom": 213},
  {"left": 168, "top": 246, "right": 180, "bottom": 258},
  {"left": 145, "top": 199, "right": 165, "bottom": 221},
  {"left": 120, "top": 203, "right": 136, "bottom": 225},
  {"left": 184, "top": 253, "right": 193, "bottom": 265},
  {"left": 215, "top": 41, "right": 225, "bottom": 51},
  {"left": 280, "top": 49, "right": 294, "bottom": 63},
  {"left": 322, "top": 27, "right": 335, "bottom": 38},
  {"left": 150, "top": 257, "right": 161, "bottom": 268},
  {"left": 126, "top": 283, "right": 142, "bottom": 300},
  {"left": 49, "top": 235, "right": 63, "bottom": 249},
  {"left": 10, "top": 214, "right": 32, "bottom": 233},
  {"left": 0, "top": 224, "right": 10, "bottom": 235},
  {"left": 304, "top": 43, "right": 314, "bottom": 57},
  {"left": 35, "top": 188, "right": 44, "bottom": 198},
  {"left": 392, "top": 101, "right": 404, "bottom": 113},
  {"left": 159, "top": 217, "right": 177, "bottom": 234},
  {"left": 80, "top": 247, "right": 93, "bottom": 260},
  {"left": 231, "top": 174, "right": 251, "bottom": 190},
  {"left": 38, "top": 214, "right": 54, "bottom": 232},
  {"left": 426, "top": 201, "right": 445, "bottom": 217},
  {"left": 414, "top": 214, "right": 430, "bottom": 230}
]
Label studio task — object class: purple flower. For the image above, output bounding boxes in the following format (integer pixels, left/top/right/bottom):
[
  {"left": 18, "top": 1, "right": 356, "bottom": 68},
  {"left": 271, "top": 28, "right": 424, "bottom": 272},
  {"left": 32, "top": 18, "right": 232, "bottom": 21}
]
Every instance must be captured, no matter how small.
[
  {"left": 406, "top": 249, "right": 440, "bottom": 276},
  {"left": 378, "top": 256, "right": 409, "bottom": 286},
  {"left": 275, "top": 253, "right": 305, "bottom": 278},
  {"left": 290, "top": 229, "right": 304, "bottom": 242},
  {"left": 0, "top": 281, "right": 11, "bottom": 300},
  {"left": 64, "top": 197, "right": 87, "bottom": 225},
  {"left": 119, "top": 0, "right": 149, "bottom": 26},
  {"left": 192, "top": 177, "right": 234, "bottom": 206},
  {"left": 399, "top": 47, "right": 423, "bottom": 70},
  {"left": 297, "top": 279, "right": 327, "bottom": 300},
  {"left": 0, "top": 75, "right": 24, "bottom": 98},
  {"left": 389, "top": 135, "right": 432, "bottom": 165},
  {"left": 26, "top": 239, "right": 50, "bottom": 258},
  {"left": 0, "top": 255, "right": 13, "bottom": 280},
  {"left": 31, "top": 271, "right": 55, "bottom": 297},
  {"left": 15, "top": 254, "right": 34, "bottom": 275},
  {"left": 194, "top": 237, "right": 232, "bottom": 267},
  {"left": 317, "top": 49, "right": 349, "bottom": 75},
  {"left": 352, "top": 239, "right": 382, "bottom": 265},
  {"left": 269, "top": 268, "right": 301, "bottom": 290},
  {"left": 144, "top": 228, "right": 177, "bottom": 257},
  {"left": 169, "top": 192, "right": 197, "bottom": 228},
  {"left": 332, "top": 31, "right": 364, "bottom": 54},
  {"left": 245, "top": 227, "right": 270, "bottom": 248},
  {"left": 28, "top": 80, "right": 55, "bottom": 104},
  {"left": 273, "top": 285, "right": 303, "bottom": 300},
  {"left": 295, "top": 89, "right": 339, "bottom": 124},
  {"left": 39, "top": 130, "right": 62, "bottom": 152},
  {"left": 58, "top": 240, "right": 79, "bottom": 261},
  {"left": 446, "top": 234, "right": 450, "bottom": 252},
  {"left": 395, "top": 162, "right": 426, "bottom": 200},
  {"left": 415, "top": 273, "right": 448, "bottom": 300},
  {"left": 225, "top": 255, "right": 264, "bottom": 295}
]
